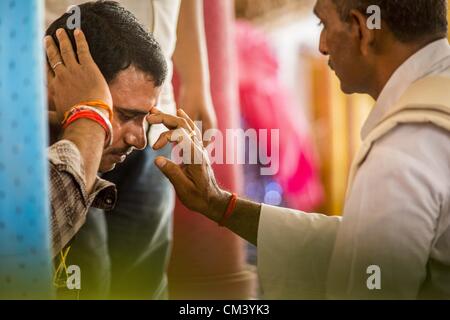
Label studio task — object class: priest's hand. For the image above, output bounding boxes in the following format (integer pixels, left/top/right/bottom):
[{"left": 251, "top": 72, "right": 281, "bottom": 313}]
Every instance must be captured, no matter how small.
[{"left": 147, "top": 107, "right": 231, "bottom": 221}]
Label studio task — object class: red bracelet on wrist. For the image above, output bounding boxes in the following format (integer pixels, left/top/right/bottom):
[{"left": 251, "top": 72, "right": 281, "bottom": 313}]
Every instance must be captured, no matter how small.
[
  {"left": 63, "top": 110, "right": 106, "bottom": 130},
  {"left": 64, "top": 99, "right": 113, "bottom": 122},
  {"left": 62, "top": 109, "right": 113, "bottom": 147},
  {"left": 218, "top": 193, "right": 238, "bottom": 227}
]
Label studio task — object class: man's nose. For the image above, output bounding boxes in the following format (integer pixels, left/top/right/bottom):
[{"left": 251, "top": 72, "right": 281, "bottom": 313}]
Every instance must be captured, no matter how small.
[
  {"left": 124, "top": 125, "right": 147, "bottom": 151},
  {"left": 319, "top": 30, "right": 329, "bottom": 56}
]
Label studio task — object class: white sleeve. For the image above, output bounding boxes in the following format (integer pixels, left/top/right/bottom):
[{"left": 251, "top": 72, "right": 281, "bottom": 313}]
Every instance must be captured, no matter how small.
[{"left": 257, "top": 205, "right": 341, "bottom": 299}]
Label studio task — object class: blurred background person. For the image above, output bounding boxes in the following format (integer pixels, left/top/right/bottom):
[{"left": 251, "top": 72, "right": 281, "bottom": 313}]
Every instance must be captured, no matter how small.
[{"left": 168, "top": 0, "right": 256, "bottom": 299}]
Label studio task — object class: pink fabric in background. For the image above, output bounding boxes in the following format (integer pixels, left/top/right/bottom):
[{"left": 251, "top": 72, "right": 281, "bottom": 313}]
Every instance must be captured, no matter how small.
[
  {"left": 236, "top": 21, "right": 323, "bottom": 211},
  {"left": 168, "top": 1, "right": 254, "bottom": 299}
]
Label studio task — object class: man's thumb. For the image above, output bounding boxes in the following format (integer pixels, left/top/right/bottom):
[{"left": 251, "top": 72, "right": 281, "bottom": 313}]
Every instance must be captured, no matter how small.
[
  {"left": 155, "top": 156, "right": 168, "bottom": 169},
  {"left": 155, "top": 156, "right": 183, "bottom": 185}
]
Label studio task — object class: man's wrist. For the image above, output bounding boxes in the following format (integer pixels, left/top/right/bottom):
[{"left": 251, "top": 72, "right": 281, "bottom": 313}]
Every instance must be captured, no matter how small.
[
  {"left": 206, "top": 192, "right": 261, "bottom": 245},
  {"left": 63, "top": 118, "right": 106, "bottom": 141},
  {"left": 207, "top": 190, "right": 232, "bottom": 222},
  {"left": 62, "top": 105, "right": 113, "bottom": 148}
]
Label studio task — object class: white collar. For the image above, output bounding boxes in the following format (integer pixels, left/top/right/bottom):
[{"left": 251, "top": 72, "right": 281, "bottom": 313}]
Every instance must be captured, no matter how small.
[{"left": 361, "top": 38, "right": 450, "bottom": 139}]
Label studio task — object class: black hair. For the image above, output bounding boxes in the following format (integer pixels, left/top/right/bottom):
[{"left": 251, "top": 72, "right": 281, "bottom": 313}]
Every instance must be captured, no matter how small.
[{"left": 46, "top": 1, "right": 167, "bottom": 85}]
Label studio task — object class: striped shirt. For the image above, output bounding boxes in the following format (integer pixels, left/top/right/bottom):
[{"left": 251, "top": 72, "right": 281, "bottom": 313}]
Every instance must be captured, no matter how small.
[{"left": 48, "top": 140, "right": 116, "bottom": 257}]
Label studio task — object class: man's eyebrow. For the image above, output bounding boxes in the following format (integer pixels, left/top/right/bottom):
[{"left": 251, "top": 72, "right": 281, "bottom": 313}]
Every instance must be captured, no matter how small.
[{"left": 115, "top": 106, "right": 150, "bottom": 117}]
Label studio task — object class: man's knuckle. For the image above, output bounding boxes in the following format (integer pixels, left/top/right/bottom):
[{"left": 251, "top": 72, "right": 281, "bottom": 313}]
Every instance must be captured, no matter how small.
[
  {"left": 78, "top": 46, "right": 89, "bottom": 55},
  {"left": 48, "top": 52, "right": 59, "bottom": 61},
  {"left": 60, "top": 47, "right": 72, "bottom": 55}
]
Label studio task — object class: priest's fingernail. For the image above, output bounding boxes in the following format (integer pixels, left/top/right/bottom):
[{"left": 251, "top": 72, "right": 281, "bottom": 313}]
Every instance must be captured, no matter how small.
[{"left": 155, "top": 157, "right": 166, "bottom": 168}]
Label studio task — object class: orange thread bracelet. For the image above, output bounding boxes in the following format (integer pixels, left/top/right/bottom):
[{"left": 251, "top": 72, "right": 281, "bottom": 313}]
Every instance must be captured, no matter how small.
[
  {"left": 63, "top": 110, "right": 106, "bottom": 130},
  {"left": 219, "top": 193, "right": 238, "bottom": 227},
  {"left": 65, "top": 99, "right": 113, "bottom": 122},
  {"left": 77, "top": 99, "right": 113, "bottom": 121},
  {"left": 63, "top": 106, "right": 113, "bottom": 136},
  {"left": 63, "top": 109, "right": 112, "bottom": 147}
]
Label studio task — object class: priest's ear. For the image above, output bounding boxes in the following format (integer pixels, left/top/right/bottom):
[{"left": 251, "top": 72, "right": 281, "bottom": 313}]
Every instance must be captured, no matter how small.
[{"left": 348, "top": 8, "right": 378, "bottom": 57}]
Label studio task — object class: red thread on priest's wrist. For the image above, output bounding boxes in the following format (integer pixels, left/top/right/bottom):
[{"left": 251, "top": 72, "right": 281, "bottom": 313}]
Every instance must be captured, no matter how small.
[{"left": 218, "top": 193, "right": 238, "bottom": 227}]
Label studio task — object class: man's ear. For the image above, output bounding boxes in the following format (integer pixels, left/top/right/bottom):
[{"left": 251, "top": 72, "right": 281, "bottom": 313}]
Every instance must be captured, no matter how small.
[{"left": 348, "top": 9, "right": 376, "bottom": 56}]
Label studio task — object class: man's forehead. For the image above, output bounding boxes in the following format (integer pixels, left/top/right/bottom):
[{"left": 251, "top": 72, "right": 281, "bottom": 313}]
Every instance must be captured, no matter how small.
[
  {"left": 109, "top": 69, "right": 161, "bottom": 114},
  {"left": 313, "top": 0, "right": 328, "bottom": 16},
  {"left": 314, "top": 0, "right": 321, "bottom": 11},
  {"left": 112, "top": 90, "right": 160, "bottom": 117},
  {"left": 110, "top": 66, "right": 156, "bottom": 90}
]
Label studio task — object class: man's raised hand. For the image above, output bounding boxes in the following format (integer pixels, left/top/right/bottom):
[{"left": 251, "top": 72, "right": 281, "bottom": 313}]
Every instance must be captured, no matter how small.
[{"left": 45, "top": 28, "right": 112, "bottom": 122}]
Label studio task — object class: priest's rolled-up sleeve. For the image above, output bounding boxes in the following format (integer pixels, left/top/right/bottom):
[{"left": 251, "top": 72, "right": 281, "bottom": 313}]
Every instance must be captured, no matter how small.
[{"left": 257, "top": 205, "right": 341, "bottom": 299}]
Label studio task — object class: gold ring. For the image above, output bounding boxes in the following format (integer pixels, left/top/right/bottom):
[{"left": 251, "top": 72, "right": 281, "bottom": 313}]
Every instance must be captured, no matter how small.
[{"left": 52, "top": 61, "right": 63, "bottom": 70}]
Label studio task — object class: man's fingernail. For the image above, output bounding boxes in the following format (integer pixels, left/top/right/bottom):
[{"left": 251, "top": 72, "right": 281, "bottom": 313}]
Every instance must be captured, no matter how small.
[
  {"left": 56, "top": 28, "right": 63, "bottom": 36},
  {"left": 74, "top": 29, "right": 80, "bottom": 36},
  {"left": 155, "top": 158, "right": 166, "bottom": 168}
]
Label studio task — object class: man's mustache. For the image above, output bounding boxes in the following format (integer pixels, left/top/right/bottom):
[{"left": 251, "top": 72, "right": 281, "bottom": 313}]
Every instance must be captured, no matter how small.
[{"left": 108, "top": 147, "right": 134, "bottom": 156}]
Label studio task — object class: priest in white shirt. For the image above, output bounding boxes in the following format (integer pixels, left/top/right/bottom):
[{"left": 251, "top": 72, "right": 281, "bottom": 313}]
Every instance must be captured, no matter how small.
[{"left": 149, "top": 0, "right": 450, "bottom": 299}]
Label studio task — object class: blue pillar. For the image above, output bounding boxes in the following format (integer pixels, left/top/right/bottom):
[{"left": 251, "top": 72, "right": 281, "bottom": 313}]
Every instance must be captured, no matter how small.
[{"left": 0, "top": 0, "right": 53, "bottom": 298}]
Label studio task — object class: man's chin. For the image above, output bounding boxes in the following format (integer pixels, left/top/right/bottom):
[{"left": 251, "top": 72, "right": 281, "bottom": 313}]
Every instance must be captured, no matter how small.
[
  {"left": 99, "top": 162, "right": 116, "bottom": 173},
  {"left": 338, "top": 79, "right": 357, "bottom": 95},
  {"left": 340, "top": 82, "right": 367, "bottom": 96},
  {"left": 340, "top": 84, "right": 353, "bottom": 95}
]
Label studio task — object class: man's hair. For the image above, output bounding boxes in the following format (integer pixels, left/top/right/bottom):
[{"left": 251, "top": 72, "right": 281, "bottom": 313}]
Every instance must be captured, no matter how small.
[
  {"left": 46, "top": 1, "right": 167, "bottom": 85},
  {"left": 332, "top": 0, "right": 448, "bottom": 42}
]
